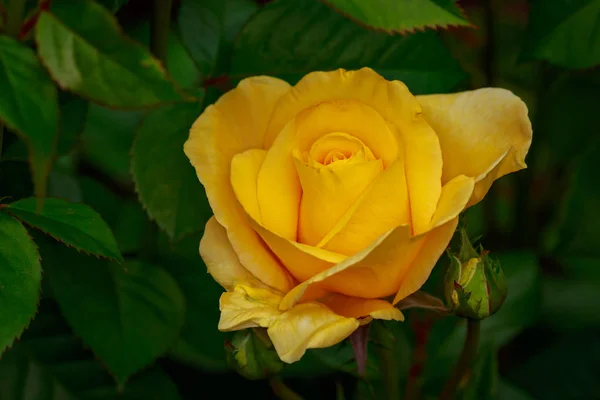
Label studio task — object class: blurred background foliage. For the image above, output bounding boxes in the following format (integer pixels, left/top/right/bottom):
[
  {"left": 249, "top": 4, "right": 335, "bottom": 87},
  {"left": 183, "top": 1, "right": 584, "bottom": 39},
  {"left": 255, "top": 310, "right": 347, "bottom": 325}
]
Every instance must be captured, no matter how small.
[{"left": 0, "top": 0, "right": 599, "bottom": 399}]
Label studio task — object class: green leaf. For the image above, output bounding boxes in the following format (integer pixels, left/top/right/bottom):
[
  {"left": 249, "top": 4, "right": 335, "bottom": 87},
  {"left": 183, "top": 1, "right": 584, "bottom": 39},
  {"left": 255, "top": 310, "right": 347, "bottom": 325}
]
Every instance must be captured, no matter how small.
[
  {"left": 232, "top": 0, "right": 467, "bottom": 94},
  {"left": 0, "top": 301, "right": 182, "bottom": 400},
  {"left": 0, "top": 35, "right": 59, "bottom": 199},
  {"left": 131, "top": 101, "right": 212, "bottom": 241},
  {"left": 80, "top": 105, "right": 145, "bottom": 183},
  {"left": 78, "top": 177, "right": 145, "bottom": 255},
  {"left": 158, "top": 233, "right": 228, "bottom": 371},
  {"left": 522, "top": 0, "right": 600, "bottom": 69},
  {"left": 323, "top": 0, "right": 469, "bottom": 32},
  {"left": 41, "top": 243, "right": 185, "bottom": 383},
  {"left": 122, "top": 21, "right": 203, "bottom": 90},
  {"left": 0, "top": 212, "right": 42, "bottom": 354},
  {"left": 5, "top": 197, "right": 123, "bottom": 263},
  {"left": 177, "top": 0, "right": 258, "bottom": 79},
  {"left": 35, "top": 0, "right": 188, "bottom": 108}
]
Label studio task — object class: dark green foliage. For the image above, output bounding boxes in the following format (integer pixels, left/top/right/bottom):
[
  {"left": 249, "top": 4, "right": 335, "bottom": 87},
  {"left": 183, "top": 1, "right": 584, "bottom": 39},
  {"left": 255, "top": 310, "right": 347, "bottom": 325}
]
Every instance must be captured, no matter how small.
[{"left": 0, "top": 0, "right": 597, "bottom": 398}]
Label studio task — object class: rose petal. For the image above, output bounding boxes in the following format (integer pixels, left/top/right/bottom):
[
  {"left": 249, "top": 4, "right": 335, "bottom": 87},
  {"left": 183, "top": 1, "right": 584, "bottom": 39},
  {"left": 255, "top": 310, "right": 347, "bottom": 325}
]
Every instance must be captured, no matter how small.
[
  {"left": 318, "top": 293, "right": 404, "bottom": 321},
  {"left": 279, "top": 175, "right": 472, "bottom": 307},
  {"left": 218, "top": 284, "right": 282, "bottom": 331},
  {"left": 318, "top": 155, "right": 411, "bottom": 255},
  {"left": 265, "top": 68, "right": 443, "bottom": 234},
  {"left": 417, "top": 88, "right": 532, "bottom": 206},
  {"left": 230, "top": 149, "right": 267, "bottom": 224},
  {"left": 294, "top": 147, "right": 384, "bottom": 246},
  {"left": 392, "top": 218, "right": 459, "bottom": 304},
  {"left": 200, "top": 217, "right": 268, "bottom": 290},
  {"left": 250, "top": 217, "right": 346, "bottom": 282},
  {"left": 267, "top": 303, "right": 359, "bottom": 363},
  {"left": 185, "top": 77, "right": 295, "bottom": 292},
  {"left": 256, "top": 99, "right": 399, "bottom": 241}
]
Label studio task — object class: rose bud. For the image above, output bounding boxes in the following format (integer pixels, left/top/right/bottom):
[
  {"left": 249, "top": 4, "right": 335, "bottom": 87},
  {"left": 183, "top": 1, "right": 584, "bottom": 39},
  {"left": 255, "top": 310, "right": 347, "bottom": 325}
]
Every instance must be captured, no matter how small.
[
  {"left": 444, "top": 229, "right": 508, "bottom": 320},
  {"left": 225, "top": 328, "right": 284, "bottom": 380}
]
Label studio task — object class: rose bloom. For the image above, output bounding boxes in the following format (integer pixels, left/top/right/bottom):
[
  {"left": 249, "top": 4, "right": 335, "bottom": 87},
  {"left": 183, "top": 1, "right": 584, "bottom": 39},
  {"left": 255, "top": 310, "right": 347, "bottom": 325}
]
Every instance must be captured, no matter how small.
[{"left": 184, "top": 68, "right": 531, "bottom": 363}]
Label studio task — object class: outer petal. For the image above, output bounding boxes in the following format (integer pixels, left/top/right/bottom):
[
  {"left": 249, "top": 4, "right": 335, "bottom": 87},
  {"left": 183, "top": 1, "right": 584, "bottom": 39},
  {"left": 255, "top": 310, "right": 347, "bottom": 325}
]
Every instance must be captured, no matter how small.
[
  {"left": 185, "top": 77, "right": 295, "bottom": 292},
  {"left": 417, "top": 88, "right": 532, "bottom": 206},
  {"left": 279, "top": 224, "right": 420, "bottom": 306},
  {"left": 200, "top": 217, "right": 267, "bottom": 290},
  {"left": 265, "top": 68, "right": 443, "bottom": 234},
  {"left": 392, "top": 218, "right": 459, "bottom": 304},
  {"left": 267, "top": 303, "right": 359, "bottom": 363},
  {"left": 218, "top": 284, "right": 282, "bottom": 331},
  {"left": 280, "top": 175, "right": 473, "bottom": 308},
  {"left": 250, "top": 217, "right": 346, "bottom": 282},
  {"left": 230, "top": 149, "right": 267, "bottom": 224},
  {"left": 318, "top": 293, "right": 404, "bottom": 321},
  {"left": 428, "top": 175, "right": 475, "bottom": 231}
]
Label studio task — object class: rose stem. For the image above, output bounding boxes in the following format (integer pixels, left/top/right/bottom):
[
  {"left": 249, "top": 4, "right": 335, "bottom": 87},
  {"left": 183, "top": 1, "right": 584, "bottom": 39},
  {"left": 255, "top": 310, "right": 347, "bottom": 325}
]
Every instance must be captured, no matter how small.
[
  {"left": 440, "top": 319, "right": 481, "bottom": 400},
  {"left": 5, "top": 0, "right": 27, "bottom": 37},
  {"left": 269, "top": 377, "right": 304, "bottom": 400},
  {"left": 150, "top": 0, "right": 172, "bottom": 62},
  {"left": 140, "top": 0, "right": 174, "bottom": 262}
]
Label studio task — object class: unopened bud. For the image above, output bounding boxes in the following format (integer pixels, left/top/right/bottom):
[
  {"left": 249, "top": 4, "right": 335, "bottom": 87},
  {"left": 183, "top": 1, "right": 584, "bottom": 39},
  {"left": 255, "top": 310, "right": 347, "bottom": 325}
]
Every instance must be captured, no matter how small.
[
  {"left": 444, "top": 229, "right": 508, "bottom": 320},
  {"left": 225, "top": 329, "right": 283, "bottom": 380}
]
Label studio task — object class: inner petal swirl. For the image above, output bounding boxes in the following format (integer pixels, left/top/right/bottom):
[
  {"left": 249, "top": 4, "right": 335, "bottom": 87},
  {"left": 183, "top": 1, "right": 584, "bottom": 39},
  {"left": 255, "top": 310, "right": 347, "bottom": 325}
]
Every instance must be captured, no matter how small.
[{"left": 293, "top": 132, "right": 383, "bottom": 246}]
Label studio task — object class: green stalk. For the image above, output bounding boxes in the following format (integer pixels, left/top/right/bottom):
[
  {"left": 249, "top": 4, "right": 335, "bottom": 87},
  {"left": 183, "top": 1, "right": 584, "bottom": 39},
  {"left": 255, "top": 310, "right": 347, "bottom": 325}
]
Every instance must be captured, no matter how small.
[
  {"left": 140, "top": 0, "right": 173, "bottom": 262},
  {"left": 5, "top": 0, "right": 26, "bottom": 37},
  {"left": 372, "top": 322, "right": 400, "bottom": 400},
  {"left": 150, "top": 0, "right": 172, "bottom": 62},
  {"left": 0, "top": 122, "right": 4, "bottom": 161},
  {"left": 269, "top": 377, "right": 304, "bottom": 400},
  {"left": 440, "top": 320, "right": 481, "bottom": 400}
]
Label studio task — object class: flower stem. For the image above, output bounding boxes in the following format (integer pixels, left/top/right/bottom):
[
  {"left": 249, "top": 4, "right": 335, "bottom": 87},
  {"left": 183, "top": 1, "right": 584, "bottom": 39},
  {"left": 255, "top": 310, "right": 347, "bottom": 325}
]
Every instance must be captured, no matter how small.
[
  {"left": 150, "top": 0, "right": 172, "bottom": 62},
  {"left": 372, "top": 321, "right": 400, "bottom": 400},
  {"left": 0, "top": 122, "right": 4, "bottom": 161},
  {"left": 269, "top": 377, "right": 304, "bottom": 400},
  {"left": 5, "top": 0, "right": 27, "bottom": 37},
  {"left": 440, "top": 319, "right": 480, "bottom": 400}
]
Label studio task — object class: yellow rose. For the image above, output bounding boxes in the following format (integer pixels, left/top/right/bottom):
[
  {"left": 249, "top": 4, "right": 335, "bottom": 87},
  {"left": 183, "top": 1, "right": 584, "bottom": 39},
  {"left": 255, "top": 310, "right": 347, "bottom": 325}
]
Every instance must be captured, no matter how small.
[{"left": 184, "top": 68, "right": 531, "bottom": 363}]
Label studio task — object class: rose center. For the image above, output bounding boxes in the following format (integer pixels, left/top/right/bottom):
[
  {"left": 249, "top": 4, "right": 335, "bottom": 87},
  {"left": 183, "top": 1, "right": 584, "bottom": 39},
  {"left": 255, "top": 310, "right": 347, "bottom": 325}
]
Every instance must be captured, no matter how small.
[{"left": 305, "top": 132, "right": 376, "bottom": 168}]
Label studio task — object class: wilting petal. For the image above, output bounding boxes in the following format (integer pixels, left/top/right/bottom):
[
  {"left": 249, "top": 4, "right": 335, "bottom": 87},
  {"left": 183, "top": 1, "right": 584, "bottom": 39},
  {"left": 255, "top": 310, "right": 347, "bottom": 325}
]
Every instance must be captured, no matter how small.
[
  {"left": 417, "top": 88, "right": 532, "bottom": 206},
  {"left": 200, "top": 217, "right": 267, "bottom": 290},
  {"left": 318, "top": 293, "right": 404, "bottom": 321},
  {"left": 185, "top": 77, "right": 295, "bottom": 292},
  {"left": 266, "top": 68, "right": 442, "bottom": 235},
  {"left": 267, "top": 303, "right": 359, "bottom": 363},
  {"left": 218, "top": 284, "right": 282, "bottom": 331}
]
